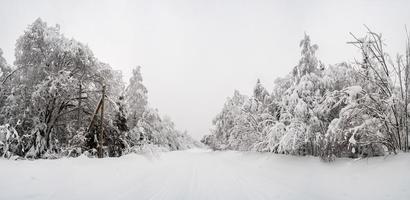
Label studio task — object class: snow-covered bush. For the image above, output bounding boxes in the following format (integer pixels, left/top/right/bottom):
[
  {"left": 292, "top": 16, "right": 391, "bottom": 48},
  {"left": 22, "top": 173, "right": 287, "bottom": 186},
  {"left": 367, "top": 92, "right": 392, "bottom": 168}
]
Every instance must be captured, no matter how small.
[{"left": 0, "top": 124, "right": 20, "bottom": 158}]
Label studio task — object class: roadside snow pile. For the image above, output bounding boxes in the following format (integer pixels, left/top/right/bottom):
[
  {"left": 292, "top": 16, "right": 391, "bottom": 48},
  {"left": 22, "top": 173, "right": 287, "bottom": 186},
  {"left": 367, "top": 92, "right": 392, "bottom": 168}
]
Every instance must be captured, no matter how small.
[{"left": 0, "top": 149, "right": 409, "bottom": 200}]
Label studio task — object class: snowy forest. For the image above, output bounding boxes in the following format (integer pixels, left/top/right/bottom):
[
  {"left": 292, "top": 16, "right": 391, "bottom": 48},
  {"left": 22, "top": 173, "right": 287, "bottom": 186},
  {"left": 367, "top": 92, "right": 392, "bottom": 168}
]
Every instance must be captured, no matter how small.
[
  {"left": 202, "top": 28, "right": 410, "bottom": 161},
  {"left": 2, "top": 1, "right": 410, "bottom": 199},
  {"left": 2, "top": 19, "right": 410, "bottom": 163},
  {"left": 0, "top": 19, "right": 200, "bottom": 159}
]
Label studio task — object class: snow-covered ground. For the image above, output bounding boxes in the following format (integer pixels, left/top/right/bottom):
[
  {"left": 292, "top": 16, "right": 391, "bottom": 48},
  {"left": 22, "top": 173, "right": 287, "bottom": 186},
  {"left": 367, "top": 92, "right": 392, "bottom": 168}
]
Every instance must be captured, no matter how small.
[{"left": 0, "top": 149, "right": 409, "bottom": 200}]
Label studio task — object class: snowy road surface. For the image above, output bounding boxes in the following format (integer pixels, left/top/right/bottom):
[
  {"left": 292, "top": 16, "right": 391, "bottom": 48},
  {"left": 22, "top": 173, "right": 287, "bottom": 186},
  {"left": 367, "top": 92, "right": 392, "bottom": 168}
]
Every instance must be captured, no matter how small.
[{"left": 0, "top": 149, "right": 409, "bottom": 200}]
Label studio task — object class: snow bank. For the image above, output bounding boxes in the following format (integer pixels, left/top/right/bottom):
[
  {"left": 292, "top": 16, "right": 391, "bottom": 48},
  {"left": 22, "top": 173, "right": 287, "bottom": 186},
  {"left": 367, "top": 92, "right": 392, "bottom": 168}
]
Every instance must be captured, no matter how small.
[{"left": 0, "top": 149, "right": 409, "bottom": 200}]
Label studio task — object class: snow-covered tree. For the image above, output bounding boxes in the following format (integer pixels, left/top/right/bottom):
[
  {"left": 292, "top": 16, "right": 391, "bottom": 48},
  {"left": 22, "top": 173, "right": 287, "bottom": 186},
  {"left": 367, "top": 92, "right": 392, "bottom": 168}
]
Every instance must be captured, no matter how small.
[
  {"left": 5, "top": 18, "right": 90, "bottom": 157},
  {"left": 292, "top": 33, "right": 321, "bottom": 83},
  {"left": 125, "top": 66, "right": 148, "bottom": 129},
  {"left": 0, "top": 49, "right": 11, "bottom": 82},
  {"left": 207, "top": 90, "right": 246, "bottom": 150},
  {"left": 0, "top": 49, "right": 12, "bottom": 123}
]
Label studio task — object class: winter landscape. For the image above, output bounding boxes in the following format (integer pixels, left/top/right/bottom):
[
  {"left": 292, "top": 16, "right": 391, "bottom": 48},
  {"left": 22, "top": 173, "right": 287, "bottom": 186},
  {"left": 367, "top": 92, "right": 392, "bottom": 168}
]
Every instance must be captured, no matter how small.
[{"left": 1, "top": 0, "right": 410, "bottom": 200}]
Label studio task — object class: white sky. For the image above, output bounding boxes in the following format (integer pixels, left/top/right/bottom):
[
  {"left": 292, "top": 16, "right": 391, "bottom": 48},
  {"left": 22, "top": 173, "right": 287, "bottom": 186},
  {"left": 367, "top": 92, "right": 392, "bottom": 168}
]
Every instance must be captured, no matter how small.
[{"left": 0, "top": 0, "right": 409, "bottom": 139}]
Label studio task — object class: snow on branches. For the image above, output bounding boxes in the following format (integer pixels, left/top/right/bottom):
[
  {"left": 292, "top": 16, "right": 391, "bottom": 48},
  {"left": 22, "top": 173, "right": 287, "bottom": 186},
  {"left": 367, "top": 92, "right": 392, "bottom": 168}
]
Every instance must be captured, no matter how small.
[
  {"left": 204, "top": 29, "right": 410, "bottom": 160},
  {"left": 0, "top": 18, "right": 199, "bottom": 159}
]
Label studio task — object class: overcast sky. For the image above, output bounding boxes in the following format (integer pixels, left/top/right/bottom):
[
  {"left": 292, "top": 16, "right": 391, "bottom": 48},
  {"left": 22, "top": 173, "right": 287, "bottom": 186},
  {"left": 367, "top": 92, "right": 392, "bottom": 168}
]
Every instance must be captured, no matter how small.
[{"left": 0, "top": 0, "right": 409, "bottom": 139}]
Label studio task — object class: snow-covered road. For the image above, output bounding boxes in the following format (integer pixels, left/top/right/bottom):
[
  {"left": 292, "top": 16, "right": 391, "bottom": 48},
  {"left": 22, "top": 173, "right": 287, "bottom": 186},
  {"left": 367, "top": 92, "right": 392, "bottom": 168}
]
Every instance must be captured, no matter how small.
[{"left": 0, "top": 149, "right": 409, "bottom": 200}]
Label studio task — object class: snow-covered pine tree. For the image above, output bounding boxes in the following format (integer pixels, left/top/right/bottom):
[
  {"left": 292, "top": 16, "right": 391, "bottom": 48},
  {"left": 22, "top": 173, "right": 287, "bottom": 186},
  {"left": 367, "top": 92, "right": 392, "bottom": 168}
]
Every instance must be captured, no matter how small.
[{"left": 125, "top": 66, "right": 148, "bottom": 130}]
